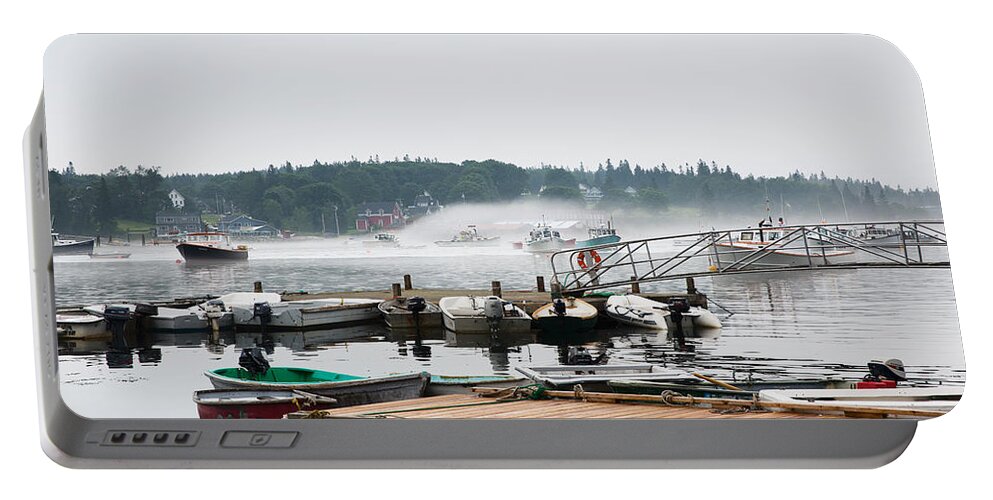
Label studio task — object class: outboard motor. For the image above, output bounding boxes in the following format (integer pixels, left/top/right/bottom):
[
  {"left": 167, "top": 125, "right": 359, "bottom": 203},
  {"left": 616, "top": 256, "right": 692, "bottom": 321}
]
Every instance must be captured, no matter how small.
[
  {"left": 867, "top": 358, "right": 907, "bottom": 382},
  {"left": 552, "top": 298, "right": 567, "bottom": 317},
  {"left": 238, "top": 347, "right": 270, "bottom": 377},
  {"left": 253, "top": 301, "right": 273, "bottom": 333},
  {"left": 407, "top": 296, "right": 428, "bottom": 332},
  {"left": 567, "top": 346, "right": 594, "bottom": 365},
  {"left": 103, "top": 305, "right": 132, "bottom": 351},
  {"left": 667, "top": 298, "right": 691, "bottom": 350},
  {"left": 483, "top": 296, "right": 505, "bottom": 335},
  {"left": 406, "top": 296, "right": 427, "bottom": 314}
]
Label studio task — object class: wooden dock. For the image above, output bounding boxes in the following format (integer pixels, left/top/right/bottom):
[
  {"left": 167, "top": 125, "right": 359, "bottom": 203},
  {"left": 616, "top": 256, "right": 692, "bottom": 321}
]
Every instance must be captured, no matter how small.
[
  {"left": 289, "top": 394, "right": 837, "bottom": 420},
  {"left": 282, "top": 279, "right": 708, "bottom": 315}
]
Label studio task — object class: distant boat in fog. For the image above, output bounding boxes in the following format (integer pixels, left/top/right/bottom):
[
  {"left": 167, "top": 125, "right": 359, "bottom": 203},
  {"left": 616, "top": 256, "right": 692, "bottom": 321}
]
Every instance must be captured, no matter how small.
[
  {"left": 523, "top": 223, "right": 569, "bottom": 253},
  {"left": 362, "top": 232, "right": 401, "bottom": 247},
  {"left": 576, "top": 221, "right": 621, "bottom": 248},
  {"left": 434, "top": 225, "right": 500, "bottom": 247}
]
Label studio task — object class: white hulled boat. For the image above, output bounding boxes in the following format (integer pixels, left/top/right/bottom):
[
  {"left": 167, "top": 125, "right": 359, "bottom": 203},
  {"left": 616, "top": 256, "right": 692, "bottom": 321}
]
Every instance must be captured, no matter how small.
[
  {"left": 438, "top": 296, "right": 532, "bottom": 334},
  {"left": 434, "top": 225, "right": 501, "bottom": 247}
]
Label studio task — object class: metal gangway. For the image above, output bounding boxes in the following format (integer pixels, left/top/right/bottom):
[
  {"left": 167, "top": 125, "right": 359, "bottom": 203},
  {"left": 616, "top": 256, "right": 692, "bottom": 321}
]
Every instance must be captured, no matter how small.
[{"left": 550, "top": 220, "right": 950, "bottom": 294}]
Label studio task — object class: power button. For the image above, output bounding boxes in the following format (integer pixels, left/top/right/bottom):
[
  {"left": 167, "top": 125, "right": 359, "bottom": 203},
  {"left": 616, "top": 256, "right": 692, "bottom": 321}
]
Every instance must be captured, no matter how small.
[{"left": 220, "top": 431, "right": 298, "bottom": 448}]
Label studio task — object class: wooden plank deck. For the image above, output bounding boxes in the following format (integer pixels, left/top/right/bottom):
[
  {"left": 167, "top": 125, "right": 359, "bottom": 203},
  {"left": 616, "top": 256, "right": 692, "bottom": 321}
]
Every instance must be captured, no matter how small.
[{"left": 291, "top": 394, "right": 840, "bottom": 419}]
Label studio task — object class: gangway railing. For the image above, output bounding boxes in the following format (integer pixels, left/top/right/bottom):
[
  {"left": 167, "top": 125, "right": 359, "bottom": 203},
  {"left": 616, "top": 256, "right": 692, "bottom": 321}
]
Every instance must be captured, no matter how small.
[{"left": 549, "top": 220, "right": 949, "bottom": 294}]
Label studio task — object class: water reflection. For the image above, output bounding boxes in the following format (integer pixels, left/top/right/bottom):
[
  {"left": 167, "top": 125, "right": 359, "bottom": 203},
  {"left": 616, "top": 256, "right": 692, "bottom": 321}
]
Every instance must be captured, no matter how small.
[{"left": 54, "top": 243, "right": 965, "bottom": 418}]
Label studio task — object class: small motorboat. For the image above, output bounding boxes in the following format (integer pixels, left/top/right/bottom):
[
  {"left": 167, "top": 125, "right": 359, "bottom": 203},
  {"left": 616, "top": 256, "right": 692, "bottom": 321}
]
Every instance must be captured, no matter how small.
[
  {"left": 438, "top": 296, "right": 532, "bottom": 334},
  {"left": 56, "top": 313, "right": 108, "bottom": 340},
  {"left": 362, "top": 232, "right": 400, "bottom": 247},
  {"left": 516, "top": 363, "right": 695, "bottom": 390},
  {"left": 230, "top": 297, "right": 382, "bottom": 330},
  {"left": 531, "top": 297, "right": 598, "bottom": 334},
  {"left": 434, "top": 225, "right": 501, "bottom": 247},
  {"left": 378, "top": 296, "right": 443, "bottom": 329},
  {"left": 605, "top": 294, "right": 721, "bottom": 330},
  {"left": 204, "top": 360, "right": 429, "bottom": 407},
  {"left": 605, "top": 294, "right": 670, "bottom": 330},
  {"left": 89, "top": 252, "right": 131, "bottom": 259},
  {"left": 193, "top": 389, "right": 338, "bottom": 419}
]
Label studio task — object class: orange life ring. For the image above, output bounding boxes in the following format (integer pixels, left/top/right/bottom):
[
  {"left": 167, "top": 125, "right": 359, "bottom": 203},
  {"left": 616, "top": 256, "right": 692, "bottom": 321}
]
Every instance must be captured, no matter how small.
[{"left": 577, "top": 250, "right": 602, "bottom": 270}]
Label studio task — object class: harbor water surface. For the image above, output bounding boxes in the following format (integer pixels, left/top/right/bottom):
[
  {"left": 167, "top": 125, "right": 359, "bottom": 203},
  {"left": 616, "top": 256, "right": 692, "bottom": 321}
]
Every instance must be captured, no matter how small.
[{"left": 55, "top": 239, "right": 965, "bottom": 418}]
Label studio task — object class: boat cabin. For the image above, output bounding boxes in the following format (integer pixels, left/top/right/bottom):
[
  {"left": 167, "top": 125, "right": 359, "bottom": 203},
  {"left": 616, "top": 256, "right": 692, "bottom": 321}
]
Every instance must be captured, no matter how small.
[
  {"left": 736, "top": 228, "right": 782, "bottom": 244},
  {"left": 588, "top": 224, "right": 617, "bottom": 238},
  {"left": 528, "top": 225, "right": 561, "bottom": 242},
  {"left": 182, "top": 232, "right": 233, "bottom": 248}
]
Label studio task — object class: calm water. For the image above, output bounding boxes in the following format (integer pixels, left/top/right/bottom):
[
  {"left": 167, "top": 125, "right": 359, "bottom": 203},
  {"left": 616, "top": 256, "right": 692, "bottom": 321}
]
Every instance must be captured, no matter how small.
[{"left": 55, "top": 239, "right": 965, "bottom": 418}]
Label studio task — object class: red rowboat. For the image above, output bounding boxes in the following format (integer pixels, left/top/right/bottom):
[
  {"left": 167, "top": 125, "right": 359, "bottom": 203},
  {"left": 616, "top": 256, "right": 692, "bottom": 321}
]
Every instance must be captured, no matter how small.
[{"left": 193, "top": 389, "right": 336, "bottom": 419}]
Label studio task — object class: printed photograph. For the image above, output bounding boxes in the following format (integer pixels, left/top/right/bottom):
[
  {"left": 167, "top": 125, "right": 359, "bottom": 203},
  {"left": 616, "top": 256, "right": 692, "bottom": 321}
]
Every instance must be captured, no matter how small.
[{"left": 45, "top": 35, "right": 963, "bottom": 420}]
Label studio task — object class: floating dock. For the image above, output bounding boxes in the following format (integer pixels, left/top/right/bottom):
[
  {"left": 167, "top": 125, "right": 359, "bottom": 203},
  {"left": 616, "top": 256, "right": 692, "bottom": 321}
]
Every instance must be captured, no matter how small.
[{"left": 288, "top": 393, "right": 836, "bottom": 419}]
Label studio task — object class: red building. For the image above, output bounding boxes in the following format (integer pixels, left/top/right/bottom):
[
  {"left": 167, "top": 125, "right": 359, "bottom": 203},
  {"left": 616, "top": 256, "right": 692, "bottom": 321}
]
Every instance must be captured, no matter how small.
[{"left": 354, "top": 201, "right": 404, "bottom": 231}]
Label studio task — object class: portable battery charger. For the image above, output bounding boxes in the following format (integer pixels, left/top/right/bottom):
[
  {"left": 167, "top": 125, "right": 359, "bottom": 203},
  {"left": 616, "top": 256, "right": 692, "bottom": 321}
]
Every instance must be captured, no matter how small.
[{"left": 26, "top": 34, "right": 963, "bottom": 468}]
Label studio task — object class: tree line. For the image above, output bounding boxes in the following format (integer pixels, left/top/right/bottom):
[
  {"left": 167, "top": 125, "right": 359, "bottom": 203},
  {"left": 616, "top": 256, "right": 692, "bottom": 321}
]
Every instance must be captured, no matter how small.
[{"left": 48, "top": 157, "right": 941, "bottom": 235}]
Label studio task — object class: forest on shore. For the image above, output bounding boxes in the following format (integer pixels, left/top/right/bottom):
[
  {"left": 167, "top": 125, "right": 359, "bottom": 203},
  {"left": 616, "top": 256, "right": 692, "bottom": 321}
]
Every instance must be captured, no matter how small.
[{"left": 48, "top": 157, "right": 941, "bottom": 235}]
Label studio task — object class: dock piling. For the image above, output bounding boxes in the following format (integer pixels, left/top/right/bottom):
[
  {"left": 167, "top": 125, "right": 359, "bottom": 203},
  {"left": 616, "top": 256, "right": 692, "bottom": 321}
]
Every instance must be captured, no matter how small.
[
  {"left": 403, "top": 274, "right": 413, "bottom": 290},
  {"left": 686, "top": 277, "right": 697, "bottom": 294},
  {"left": 391, "top": 283, "right": 402, "bottom": 298},
  {"left": 630, "top": 277, "right": 641, "bottom": 294},
  {"left": 491, "top": 281, "right": 502, "bottom": 298},
  {"left": 536, "top": 276, "right": 546, "bottom": 292},
  {"left": 254, "top": 281, "right": 263, "bottom": 293}
]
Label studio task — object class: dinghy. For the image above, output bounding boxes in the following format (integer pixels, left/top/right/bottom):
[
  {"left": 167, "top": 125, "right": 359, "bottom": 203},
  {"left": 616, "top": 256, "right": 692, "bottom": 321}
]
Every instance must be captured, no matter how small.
[
  {"left": 204, "top": 367, "right": 430, "bottom": 407},
  {"left": 516, "top": 363, "right": 695, "bottom": 390},
  {"left": 531, "top": 297, "right": 598, "bottom": 334},
  {"left": 758, "top": 386, "right": 963, "bottom": 415},
  {"left": 605, "top": 295, "right": 670, "bottom": 330},
  {"left": 56, "top": 313, "right": 108, "bottom": 340},
  {"left": 193, "top": 389, "right": 337, "bottom": 419},
  {"left": 605, "top": 294, "right": 721, "bottom": 330},
  {"left": 439, "top": 296, "right": 532, "bottom": 334},
  {"left": 378, "top": 296, "right": 443, "bottom": 329},
  {"left": 230, "top": 297, "right": 382, "bottom": 330},
  {"left": 426, "top": 374, "right": 526, "bottom": 395}
]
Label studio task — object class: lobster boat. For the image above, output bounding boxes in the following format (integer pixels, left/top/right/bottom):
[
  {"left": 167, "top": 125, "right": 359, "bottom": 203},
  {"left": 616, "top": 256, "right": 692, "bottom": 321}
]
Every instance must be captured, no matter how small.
[
  {"left": 523, "top": 223, "right": 567, "bottom": 253},
  {"left": 52, "top": 232, "right": 95, "bottom": 256},
  {"left": 712, "top": 227, "right": 853, "bottom": 269},
  {"left": 176, "top": 232, "right": 248, "bottom": 261},
  {"left": 575, "top": 222, "right": 621, "bottom": 248}
]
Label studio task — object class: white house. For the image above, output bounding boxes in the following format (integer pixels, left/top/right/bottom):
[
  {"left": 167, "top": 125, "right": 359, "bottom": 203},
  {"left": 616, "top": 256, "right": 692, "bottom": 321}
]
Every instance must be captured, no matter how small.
[{"left": 168, "top": 189, "right": 186, "bottom": 209}]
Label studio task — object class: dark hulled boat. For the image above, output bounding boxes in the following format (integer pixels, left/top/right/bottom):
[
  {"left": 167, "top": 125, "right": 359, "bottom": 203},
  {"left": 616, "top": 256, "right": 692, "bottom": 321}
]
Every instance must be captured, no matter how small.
[
  {"left": 176, "top": 232, "right": 248, "bottom": 261},
  {"left": 52, "top": 233, "right": 95, "bottom": 255}
]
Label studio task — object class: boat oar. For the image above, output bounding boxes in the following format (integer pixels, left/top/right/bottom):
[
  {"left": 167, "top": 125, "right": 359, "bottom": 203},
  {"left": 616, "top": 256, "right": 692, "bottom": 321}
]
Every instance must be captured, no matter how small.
[{"left": 692, "top": 372, "right": 744, "bottom": 392}]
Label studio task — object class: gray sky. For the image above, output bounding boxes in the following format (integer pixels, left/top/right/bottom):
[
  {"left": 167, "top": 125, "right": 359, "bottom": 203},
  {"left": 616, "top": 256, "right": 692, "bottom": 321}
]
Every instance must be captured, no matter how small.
[{"left": 44, "top": 34, "right": 937, "bottom": 189}]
